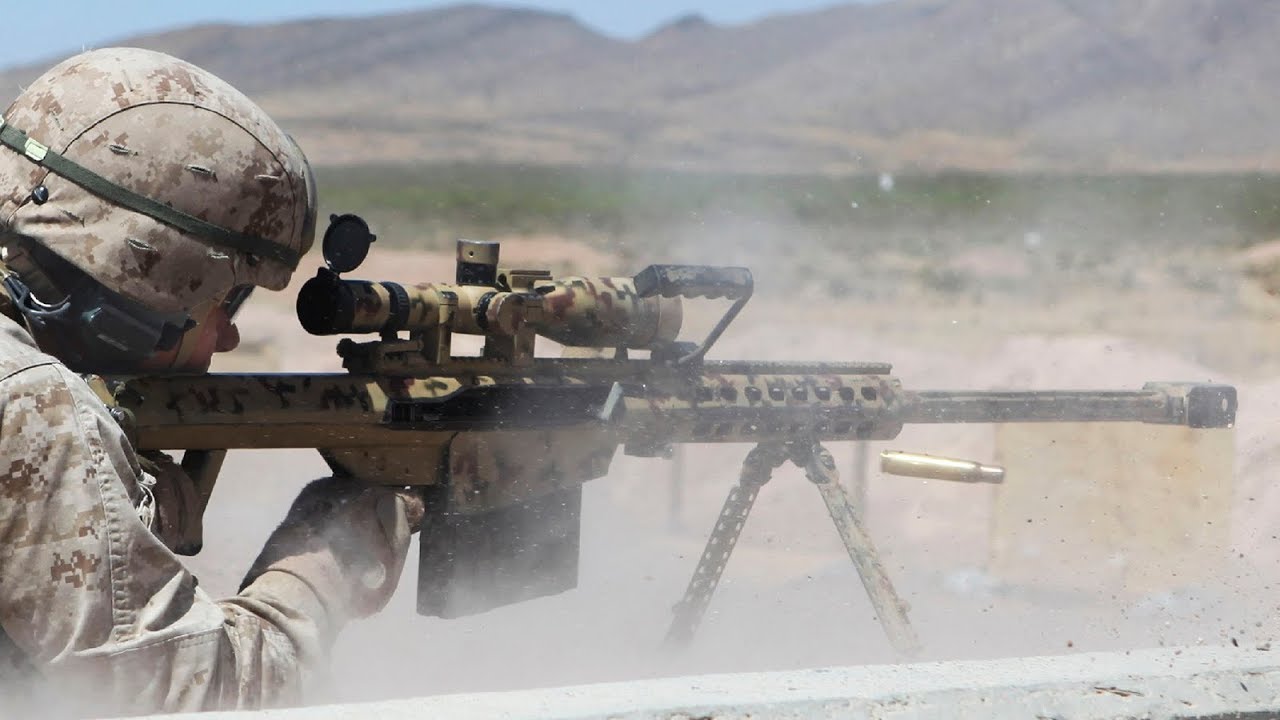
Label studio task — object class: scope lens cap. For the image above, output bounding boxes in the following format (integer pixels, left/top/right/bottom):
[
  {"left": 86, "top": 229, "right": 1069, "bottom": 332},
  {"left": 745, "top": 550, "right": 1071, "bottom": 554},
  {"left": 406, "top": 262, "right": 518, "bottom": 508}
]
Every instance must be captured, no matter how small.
[{"left": 322, "top": 213, "right": 376, "bottom": 274}]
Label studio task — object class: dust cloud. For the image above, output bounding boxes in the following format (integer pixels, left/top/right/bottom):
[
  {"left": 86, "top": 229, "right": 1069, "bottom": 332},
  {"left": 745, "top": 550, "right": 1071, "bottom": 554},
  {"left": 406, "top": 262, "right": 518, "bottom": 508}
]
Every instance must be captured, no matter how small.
[{"left": 187, "top": 198, "right": 1280, "bottom": 707}]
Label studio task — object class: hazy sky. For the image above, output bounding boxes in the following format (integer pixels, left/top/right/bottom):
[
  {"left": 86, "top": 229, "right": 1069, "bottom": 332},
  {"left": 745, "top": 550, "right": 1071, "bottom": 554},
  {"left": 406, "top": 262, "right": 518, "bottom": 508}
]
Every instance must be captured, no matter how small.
[{"left": 0, "top": 0, "right": 872, "bottom": 71}]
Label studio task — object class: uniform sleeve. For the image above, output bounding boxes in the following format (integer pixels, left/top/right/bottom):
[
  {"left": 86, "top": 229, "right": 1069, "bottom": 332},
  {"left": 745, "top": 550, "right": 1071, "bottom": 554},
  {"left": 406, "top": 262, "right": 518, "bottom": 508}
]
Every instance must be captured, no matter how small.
[{"left": 0, "top": 363, "right": 336, "bottom": 715}]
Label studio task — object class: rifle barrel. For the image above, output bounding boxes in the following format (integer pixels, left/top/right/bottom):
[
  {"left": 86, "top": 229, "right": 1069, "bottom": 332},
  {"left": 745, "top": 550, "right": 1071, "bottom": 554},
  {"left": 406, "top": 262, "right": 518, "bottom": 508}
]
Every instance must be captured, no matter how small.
[{"left": 897, "top": 383, "right": 1235, "bottom": 429}]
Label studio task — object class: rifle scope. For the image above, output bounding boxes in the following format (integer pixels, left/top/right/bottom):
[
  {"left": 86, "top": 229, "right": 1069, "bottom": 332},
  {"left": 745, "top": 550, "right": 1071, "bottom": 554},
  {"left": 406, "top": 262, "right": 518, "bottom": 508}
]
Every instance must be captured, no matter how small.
[{"left": 296, "top": 244, "right": 683, "bottom": 350}]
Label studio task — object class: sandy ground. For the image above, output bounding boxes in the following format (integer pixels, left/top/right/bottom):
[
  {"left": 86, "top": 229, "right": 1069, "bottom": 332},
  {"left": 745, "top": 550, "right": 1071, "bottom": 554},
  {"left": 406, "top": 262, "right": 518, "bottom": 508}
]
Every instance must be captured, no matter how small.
[{"left": 183, "top": 235, "right": 1280, "bottom": 706}]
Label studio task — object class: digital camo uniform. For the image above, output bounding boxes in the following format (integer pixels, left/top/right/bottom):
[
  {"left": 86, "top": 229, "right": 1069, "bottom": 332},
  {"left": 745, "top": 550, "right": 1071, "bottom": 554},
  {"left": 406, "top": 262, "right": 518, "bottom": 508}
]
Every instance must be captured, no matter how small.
[{"left": 0, "top": 49, "right": 417, "bottom": 716}]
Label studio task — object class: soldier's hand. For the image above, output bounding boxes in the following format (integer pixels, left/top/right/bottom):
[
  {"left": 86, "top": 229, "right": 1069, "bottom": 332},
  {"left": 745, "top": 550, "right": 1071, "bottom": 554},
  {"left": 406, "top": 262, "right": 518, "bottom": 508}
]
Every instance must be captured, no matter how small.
[
  {"left": 136, "top": 450, "right": 206, "bottom": 556},
  {"left": 399, "top": 486, "right": 426, "bottom": 534},
  {"left": 240, "top": 478, "right": 424, "bottom": 621}
]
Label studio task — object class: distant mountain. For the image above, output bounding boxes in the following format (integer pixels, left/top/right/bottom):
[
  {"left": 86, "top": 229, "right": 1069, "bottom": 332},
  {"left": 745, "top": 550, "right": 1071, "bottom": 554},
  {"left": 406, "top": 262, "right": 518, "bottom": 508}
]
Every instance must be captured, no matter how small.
[{"left": 2, "top": 0, "right": 1277, "bottom": 172}]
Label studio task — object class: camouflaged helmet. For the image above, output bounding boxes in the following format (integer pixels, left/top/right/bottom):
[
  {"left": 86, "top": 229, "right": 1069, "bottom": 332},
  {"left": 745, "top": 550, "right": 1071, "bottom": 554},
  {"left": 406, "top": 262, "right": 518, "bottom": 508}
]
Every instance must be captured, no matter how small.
[{"left": 0, "top": 47, "right": 315, "bottom": 366}]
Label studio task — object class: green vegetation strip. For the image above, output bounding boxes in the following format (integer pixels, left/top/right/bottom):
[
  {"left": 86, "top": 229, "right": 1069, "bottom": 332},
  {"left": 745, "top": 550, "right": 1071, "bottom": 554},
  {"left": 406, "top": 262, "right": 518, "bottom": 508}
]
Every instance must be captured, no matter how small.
[{"left": 316, "top": 165, "right": 1280, "bottom": 250}]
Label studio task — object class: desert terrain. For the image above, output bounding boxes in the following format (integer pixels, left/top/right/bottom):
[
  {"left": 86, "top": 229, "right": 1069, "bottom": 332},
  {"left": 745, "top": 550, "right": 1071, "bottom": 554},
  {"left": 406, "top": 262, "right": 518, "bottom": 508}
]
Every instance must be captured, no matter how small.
[
  {"left": 4, "top": 0, "right": 1275, "bottom": 709},
  {"left": 179, "top": 215, "right": 1280, "bottom": 705}
]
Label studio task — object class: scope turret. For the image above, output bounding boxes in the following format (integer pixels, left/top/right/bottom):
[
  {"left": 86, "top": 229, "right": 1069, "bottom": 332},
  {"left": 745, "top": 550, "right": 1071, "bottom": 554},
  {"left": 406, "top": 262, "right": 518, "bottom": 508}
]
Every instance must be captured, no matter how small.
[{"left": 456, "top": 239, "right": 500, "bottom": 286}]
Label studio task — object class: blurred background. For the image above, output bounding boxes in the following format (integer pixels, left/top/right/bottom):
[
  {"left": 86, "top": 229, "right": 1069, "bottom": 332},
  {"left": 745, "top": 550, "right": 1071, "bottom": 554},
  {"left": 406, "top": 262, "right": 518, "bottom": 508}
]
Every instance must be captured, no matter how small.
[{"left": 6, "top": 0, "right": 1280, "bottom": 706}]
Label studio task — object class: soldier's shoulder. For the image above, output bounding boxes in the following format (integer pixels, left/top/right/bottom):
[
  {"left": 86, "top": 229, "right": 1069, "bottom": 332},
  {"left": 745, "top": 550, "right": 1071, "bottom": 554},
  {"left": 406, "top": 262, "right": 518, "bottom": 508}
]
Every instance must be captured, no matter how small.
[
  {"left": 0, "top": 314, "right": 61, "bottom": 383},
  {"left": 0, "top": 331, "right": 104, "bottom": 436}
]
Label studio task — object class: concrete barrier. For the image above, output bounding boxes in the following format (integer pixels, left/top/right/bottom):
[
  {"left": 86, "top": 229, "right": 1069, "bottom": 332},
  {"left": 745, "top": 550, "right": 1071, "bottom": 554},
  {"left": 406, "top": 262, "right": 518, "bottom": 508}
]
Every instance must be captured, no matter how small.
[{"left": 157, "top": 646, "right": 1280, "bottom": 719}]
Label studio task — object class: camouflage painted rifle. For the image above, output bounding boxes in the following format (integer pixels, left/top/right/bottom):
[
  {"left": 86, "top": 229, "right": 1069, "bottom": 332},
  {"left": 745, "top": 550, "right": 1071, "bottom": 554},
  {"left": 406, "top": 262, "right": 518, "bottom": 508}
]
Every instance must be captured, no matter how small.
[{"left": 100, "top": 214, "right": 1237, "bottom": 654}]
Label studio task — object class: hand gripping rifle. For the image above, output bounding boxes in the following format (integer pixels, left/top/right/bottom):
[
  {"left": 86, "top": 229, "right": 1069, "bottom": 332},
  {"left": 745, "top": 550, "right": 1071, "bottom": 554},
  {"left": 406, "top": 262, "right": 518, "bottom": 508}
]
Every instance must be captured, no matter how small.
[{"left": 100, "top": 214, "right": 1237, "bottom": 654}]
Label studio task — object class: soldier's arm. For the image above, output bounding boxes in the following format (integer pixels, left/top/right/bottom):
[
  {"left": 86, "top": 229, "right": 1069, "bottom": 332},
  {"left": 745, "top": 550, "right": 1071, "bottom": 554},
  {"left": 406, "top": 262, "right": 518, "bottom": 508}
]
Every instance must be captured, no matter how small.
[{"left": 0, "top": 362, "right": 413, "bottom": 714}]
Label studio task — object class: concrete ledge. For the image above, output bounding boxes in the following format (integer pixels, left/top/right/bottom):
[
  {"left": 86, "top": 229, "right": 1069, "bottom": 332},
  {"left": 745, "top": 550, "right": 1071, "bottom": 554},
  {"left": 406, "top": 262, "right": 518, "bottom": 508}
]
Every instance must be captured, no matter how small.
[{"left": 161, "top": 646, "right": 1280, "bottom": 719}]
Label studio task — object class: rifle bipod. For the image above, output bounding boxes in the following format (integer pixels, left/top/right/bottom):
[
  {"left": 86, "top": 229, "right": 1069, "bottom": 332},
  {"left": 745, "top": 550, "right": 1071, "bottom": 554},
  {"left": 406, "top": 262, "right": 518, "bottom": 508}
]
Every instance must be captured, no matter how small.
[{"left": 664, "top": 440, "right": 921, "bottom": 656}]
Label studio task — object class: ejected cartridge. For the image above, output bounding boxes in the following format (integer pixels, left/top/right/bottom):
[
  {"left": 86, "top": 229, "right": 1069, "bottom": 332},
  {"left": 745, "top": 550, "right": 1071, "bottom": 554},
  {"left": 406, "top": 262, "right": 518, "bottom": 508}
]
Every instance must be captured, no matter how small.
[{"left": 880, "top": 451, "right": 1005, "bottom": 484}]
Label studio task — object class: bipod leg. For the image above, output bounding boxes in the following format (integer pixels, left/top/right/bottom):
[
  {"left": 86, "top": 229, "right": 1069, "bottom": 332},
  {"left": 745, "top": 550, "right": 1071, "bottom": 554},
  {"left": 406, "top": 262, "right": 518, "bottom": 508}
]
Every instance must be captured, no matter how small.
[
  {"left": 791, "top": 441, "right": 922, "bottom": 657},
  {"left": 664, "top": 442, "right": 788, "bottom": 649}
]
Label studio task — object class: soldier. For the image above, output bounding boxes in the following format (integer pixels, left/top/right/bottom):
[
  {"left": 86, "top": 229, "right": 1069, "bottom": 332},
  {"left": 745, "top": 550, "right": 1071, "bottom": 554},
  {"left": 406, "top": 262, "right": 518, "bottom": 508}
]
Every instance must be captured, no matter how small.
[{"left": 0, "top": 48, "right": 422, "bottom": 715}]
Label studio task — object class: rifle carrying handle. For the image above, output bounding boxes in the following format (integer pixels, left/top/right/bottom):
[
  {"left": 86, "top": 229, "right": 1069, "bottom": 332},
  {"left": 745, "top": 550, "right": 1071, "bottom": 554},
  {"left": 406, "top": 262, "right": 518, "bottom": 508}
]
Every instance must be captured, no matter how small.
[
  {"left": 633, "top": 265, "right": 753, "bottom": 301},
  {"left": 633, "top": 265, "right": 754, "bottom": 365}
]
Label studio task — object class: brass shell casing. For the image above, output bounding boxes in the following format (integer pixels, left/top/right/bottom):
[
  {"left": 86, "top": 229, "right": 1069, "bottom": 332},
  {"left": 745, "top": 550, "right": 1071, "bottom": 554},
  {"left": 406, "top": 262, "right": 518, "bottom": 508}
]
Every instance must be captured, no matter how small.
[{"left": 880, "top": 450, "right": 1005, "bottom": 484}]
